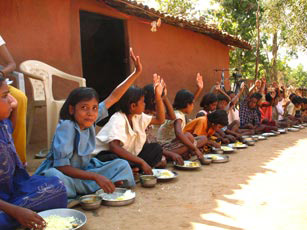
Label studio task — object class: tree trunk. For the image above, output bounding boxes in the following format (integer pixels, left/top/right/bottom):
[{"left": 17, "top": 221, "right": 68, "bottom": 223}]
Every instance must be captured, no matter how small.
[
  {"left": 271, "top": 32, "right": 278, "bottom": 81},
  {"left": 255, "top": 0, "right": 260, "bottom": 80}
]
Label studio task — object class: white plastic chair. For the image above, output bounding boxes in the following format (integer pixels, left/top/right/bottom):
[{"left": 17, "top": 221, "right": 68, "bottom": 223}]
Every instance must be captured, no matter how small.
[{"left": 20, "top": 60, "right": 86, "bottom": 149}]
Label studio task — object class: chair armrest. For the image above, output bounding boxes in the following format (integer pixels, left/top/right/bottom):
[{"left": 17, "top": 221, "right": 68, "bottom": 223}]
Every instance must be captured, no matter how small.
[{"left": 54, "top": 71, "right": 86, "bottom": 87}]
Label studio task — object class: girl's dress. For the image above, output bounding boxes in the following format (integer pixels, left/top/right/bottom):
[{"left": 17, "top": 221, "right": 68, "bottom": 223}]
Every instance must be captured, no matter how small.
[
  {"left": 0, "top": 119, "right": 67, "bottom": 230},
  {"left": 35, "top": 102, "right": 135, "bottom": 199}
]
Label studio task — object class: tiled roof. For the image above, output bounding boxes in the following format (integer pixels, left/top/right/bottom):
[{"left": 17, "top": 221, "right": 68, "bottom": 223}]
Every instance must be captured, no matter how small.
[{"left": 100, "top": 0, "right": 252, "bottom": 50}]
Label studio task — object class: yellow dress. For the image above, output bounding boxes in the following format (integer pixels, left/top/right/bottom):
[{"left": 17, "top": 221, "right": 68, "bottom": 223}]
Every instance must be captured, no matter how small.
[{"left": 8, "top": 85, "right": 28, "bottom": 164}]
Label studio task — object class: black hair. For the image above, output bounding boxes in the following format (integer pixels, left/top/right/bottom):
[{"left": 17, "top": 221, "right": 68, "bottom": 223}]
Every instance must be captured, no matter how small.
[
  {"left": 289, "top": 93, "right": 296, "bottom": 100},
  {"left": 143, "top": 84, "right": 155, "bottom": 111},
  {"left": 207, "top": 109, "right": 229, "bottom": 126},
  {"left": 118, "top": 86, "right": 144, "bottom": 114},
  {"left": 173, "top": 89, "right": 194, "bottom": 110},
  {"left": 200, "top": 93, "right": 217, "bottom": 108},
  {"left": 265, "top": 92, "right": 273, "bottom": 103},
  {"left": 250, "top": 92, "right": 262, "bottom": 101},
  {"left": 0, "top": 76, "right": 5, "bottom": 87},
  {"left": 217, "top": 94, "right": 230, "bottom": 103},
  {"left": 302, "top": 98, "right": 307, "bottom": 104},
  {"left": 292, "top": 96, "right": 302, "bottom": 105},
  {"left": 60, "top": 87, "right": 99, "bottom": 120}
]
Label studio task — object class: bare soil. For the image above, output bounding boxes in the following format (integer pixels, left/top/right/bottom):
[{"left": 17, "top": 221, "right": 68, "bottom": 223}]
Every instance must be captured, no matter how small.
[{"left": 27, "top": 129, "right": 307, "bottom": 230}]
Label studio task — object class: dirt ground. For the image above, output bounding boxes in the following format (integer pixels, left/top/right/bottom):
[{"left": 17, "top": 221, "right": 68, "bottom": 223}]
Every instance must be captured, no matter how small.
[{"left": 27, "top": 129, "right": 307, "bottom": 230}]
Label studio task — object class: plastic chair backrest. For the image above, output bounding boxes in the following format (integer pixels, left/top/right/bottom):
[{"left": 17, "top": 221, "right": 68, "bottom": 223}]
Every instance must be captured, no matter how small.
[{"left": 0, "top": 65, "right": 26, "bottom": 93}]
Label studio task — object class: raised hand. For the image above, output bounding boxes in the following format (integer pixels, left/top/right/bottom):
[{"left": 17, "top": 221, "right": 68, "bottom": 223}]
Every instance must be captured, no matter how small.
[
  {"left": 130, "top": 48, "right": 142, "bottom": 73},
  {"left": 196, "top": 73, "right": 203, "bottom": 89},
  {"left": 240, "top": 82, "right": 245, "bottom": 89},
  {"left": 153, "top": 73, "right": 163, "bottom": 98},
  {"left": 215, "top": 81, "right": 221, "bottom": 91}
]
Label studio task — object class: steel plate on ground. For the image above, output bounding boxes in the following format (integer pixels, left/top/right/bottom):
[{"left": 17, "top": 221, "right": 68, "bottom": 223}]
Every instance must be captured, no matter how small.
[
  {"left": 228, "top": 143, "right": 248, "bottom": 149},
  {"left": 96, "top": 188, "right": 135, "bottom": 206},
  {"left": 152, "top": 169, "right": 178, "bottom": 181},
  {"left": 204, "top": 154, "right": 229, "bottom": 163},
  {"left": 38, "top": 208, "right": 86, "bottom": 230},
  {"left": 174, "top": 160, "right": 201, "bottom": 170},
  {"left": 288, "top": 127, "right": 299, "bottom": 132}
]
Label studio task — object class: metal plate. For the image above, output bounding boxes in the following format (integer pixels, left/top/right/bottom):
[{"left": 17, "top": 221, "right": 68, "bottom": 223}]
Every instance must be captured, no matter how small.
[
  {"left": 228, "top": 143, "right": 248, "bottom": 149},
  {"left": 96, "top": 188, "right": 135, "bottom": 206},
  {"left": 256, "top": 135, "right": 267, "bottom": 140},
  {"left": 262, "top": 132, "right": 276, "bottom": 137},
  {"left": 278, "top": 129, "right": 287, "bottom": 134},
  {"left": 38, "top": 208, "right": 87, "bottom": 230},
  {"left": 174, "top": 160, "right": 201, "bottom": 170},
  {"left": 204, "top": 154, "right": 229, "bottom": 163},
  {"left": 288, "top": 127, "right": 299, "bottom": 132},
  {"left": 152, "top": 169, "right": 178, "bottom": 181},
  {"left": 220, "top": 146, "right": 235, "bottom": 153},
  {"left": 302, "top": 123, "right": 307, "bottom": 127}
]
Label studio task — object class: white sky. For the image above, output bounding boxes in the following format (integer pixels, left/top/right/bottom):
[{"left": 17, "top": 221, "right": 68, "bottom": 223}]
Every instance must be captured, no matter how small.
[{"left": 139, "top": 0, "right": 307, "bottom": 71}]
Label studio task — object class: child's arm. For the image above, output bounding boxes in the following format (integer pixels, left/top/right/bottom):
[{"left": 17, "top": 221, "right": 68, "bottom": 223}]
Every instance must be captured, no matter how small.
[
  {"left": 0, "top": 43, "right": 16, "bottom": 75},
  {"left": 215, "top": 82, "right": 231, "bottom": 101},
  {"left": 150, "top": 75, "right": 165, "bottom": 125},
  {"left": 103, "top": 48, "right": 142, "bottom": 109},
  {"left": 8, "top": 94, "right": 17, "bottom": 130},
  {"left": 194, "top": 73, "right": 203, "bottom": 101},
  {"left": 174, "top": 119, "right": 203, "bottom": 158},
  {"left": 56, "top": 165, "right": 115, "bottom": 193},
  {"left": 161, "top": 80, "right": 176, "bottom": 120},
  {"left": 229, "top": 82, "right": 245, "bottom": 109},
  {"left": 109, "top": 140, "right": 153, "bottom": 174},
  {"left": 0, "top": 199, "right": 46, "bottom": 229}
]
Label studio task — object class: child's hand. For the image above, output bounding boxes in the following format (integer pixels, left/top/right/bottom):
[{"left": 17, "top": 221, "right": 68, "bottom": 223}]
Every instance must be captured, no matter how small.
[
  {"left": 141, "top": 161, "right": 153, "bottom": 175},
  {"left": 240, "top": 82, "right": 245, "bottom": 89},
  {"left": 170, "top": 152, "right": 184, "bottom": 165},
  {"left": 13, "top": 206, "right": 46, "bottom": 229},
  {"left": 153, "top": 73, "right": 163, "bottom": 98},
  {"left": 215, "top": 81, "right": 221, "bottom": 91},
  {"left": 130, "top": 48, "right": 142, "bottom": 73},
  {"left": 196, "top": 73, "right": 203, "bottom": 89},
  {"left": 95, "top": 175, "right": 115, "bottom": 193},
  {"left": 195, "top": 148, "right": 204, "bottom": 160},
  {"left": 8, "top": 94, "right": 18, "bottom": 110}
]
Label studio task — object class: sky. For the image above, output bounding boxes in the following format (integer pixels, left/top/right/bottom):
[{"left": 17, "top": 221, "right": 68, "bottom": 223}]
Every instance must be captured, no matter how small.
[{"left": 139, "top": 0, "right": 307, "bottom": 71}]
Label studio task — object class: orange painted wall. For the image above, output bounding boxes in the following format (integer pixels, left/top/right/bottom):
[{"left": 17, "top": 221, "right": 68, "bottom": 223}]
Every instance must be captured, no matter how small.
[{"left": 0, "top": 0, "right": 230, "bottom": 143}]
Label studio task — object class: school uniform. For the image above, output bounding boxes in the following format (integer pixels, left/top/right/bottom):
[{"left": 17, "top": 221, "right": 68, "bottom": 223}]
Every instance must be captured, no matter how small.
[{"left": 35, "top": 102, "right": 135, "bottom": 199}]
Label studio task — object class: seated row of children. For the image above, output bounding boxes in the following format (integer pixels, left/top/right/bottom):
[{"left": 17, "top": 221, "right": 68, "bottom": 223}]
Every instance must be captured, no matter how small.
[{"left": 2, "top": 46, "right": 307, "bottom": 229}]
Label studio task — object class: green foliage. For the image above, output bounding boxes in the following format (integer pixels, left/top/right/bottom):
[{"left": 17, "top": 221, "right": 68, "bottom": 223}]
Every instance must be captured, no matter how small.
[
  {"left": 155, "top": 0, "right": 197, "bottom": 17},
  {"left": 288, "top": 65, "right": 307, "bottom": 88}
]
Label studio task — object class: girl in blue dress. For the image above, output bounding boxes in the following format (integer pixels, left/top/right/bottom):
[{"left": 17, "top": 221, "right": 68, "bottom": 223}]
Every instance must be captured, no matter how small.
[
  {"left": 35, "top": 49, "right": 141, "bottom": 198},
  {"left": 0, "top": 76, "right": 67, "bottom": 230}
]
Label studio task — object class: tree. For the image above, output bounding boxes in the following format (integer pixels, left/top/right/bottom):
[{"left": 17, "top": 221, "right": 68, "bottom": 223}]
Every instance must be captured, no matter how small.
[{"left": 155, "top": 0, "right": 197, "bottom": 18}]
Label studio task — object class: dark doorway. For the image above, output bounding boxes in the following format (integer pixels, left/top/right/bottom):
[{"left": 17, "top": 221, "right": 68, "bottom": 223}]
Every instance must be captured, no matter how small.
[{"left": 80, "top": 10, "right": 129, "bottom": 102}]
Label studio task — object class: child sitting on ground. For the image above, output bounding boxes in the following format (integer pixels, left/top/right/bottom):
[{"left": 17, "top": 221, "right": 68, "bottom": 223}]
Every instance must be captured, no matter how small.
[
  {"left": 0, "top": 76, "right": 67, "bottom": 230},
  {"left": 35, "top": 48, "right": 141, "bottom": 199},
  {"left": 143, "top": 74, "right": 184, "bottom": 165},
  {"left": 95, "top": 82, "right": 165, "bottom": 175},
  {"left": 183, "top": 109, "right": 229, "bottom": 148},
  {"left": 157, "top": 74, "right": 207, "bottom": 160}
]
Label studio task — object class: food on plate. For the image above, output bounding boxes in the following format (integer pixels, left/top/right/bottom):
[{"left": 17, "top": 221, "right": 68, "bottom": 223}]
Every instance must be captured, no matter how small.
[
  {"left": 154, "top": 170, "right": 174, "bottom": 178},
  {"left": 221, "top": 146, "right": 233, "bottom": 151},
  {"left": 234, "top": 142, "right": 244, "bottom": 147},
  {"left": 184, "top": 161, "right": 200, "bottom": 167},
  {"left": 44, "top": 215, "right": 79, "bottom": 230}
]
